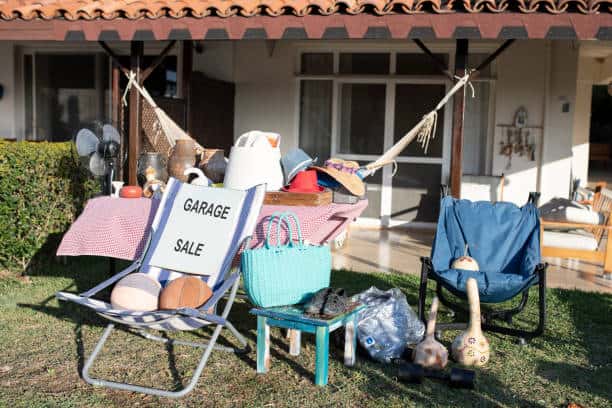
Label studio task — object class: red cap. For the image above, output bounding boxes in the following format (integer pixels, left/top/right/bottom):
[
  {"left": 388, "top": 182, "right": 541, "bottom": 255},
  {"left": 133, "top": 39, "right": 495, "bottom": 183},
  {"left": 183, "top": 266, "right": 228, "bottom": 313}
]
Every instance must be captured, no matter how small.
[{"left": 281, "top": 170, "right": 324, "bottom": 193}]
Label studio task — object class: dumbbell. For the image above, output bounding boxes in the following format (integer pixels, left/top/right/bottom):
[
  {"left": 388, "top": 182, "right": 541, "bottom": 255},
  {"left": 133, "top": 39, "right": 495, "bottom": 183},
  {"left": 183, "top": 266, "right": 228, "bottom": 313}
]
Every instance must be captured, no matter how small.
[{"left": 397, "top": 362, "right": 475, "bottom": 389}]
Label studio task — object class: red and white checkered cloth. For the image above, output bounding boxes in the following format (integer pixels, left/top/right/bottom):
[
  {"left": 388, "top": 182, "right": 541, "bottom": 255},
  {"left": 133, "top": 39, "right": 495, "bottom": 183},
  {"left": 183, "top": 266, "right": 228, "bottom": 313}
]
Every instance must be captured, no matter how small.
[
  {"left": 57, "top": 197, "right": 160, "bottom": 261},
  {"left": 57, "top": 197, "right": 367, "bottom": 261}
]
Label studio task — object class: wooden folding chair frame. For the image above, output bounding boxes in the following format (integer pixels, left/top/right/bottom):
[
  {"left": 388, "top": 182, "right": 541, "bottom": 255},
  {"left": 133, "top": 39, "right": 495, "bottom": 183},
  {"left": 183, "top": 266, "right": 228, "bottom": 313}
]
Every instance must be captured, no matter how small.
[{"left": 541, "top": 187, "right": 612, "bottom": 275}]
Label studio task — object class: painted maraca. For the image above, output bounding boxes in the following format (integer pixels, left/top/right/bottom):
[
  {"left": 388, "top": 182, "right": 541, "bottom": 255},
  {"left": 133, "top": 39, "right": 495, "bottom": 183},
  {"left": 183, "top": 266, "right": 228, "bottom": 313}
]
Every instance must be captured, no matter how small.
[
  {"left": 451, "top": 278, "right": 490, "bottom": 366},
  {"left": 413, "top": 296, "right": 448, "bottom": 369}
]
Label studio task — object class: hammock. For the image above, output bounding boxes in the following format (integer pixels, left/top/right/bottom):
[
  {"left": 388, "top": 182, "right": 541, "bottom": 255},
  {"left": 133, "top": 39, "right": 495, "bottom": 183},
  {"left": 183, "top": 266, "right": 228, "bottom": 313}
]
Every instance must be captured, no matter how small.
[
  {"left": 122, "top": 71, "right": 203, "bottom": 158},
  {"left": 122, "top": 70, "right": 472, "bottom": 172},
  {"left": 361, "top": 73, "right": 474, "bottom": 177}
]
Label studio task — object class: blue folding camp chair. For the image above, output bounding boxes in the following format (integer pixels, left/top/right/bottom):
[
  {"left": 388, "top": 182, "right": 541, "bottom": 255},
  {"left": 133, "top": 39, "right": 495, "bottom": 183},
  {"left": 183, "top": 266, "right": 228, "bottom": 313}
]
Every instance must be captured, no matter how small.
[
  {"left": 418, "top": 189, "right": 547, "bottom": 342},
  {"left": 57, "top": 178, "right": 266, "bottom": 397}
]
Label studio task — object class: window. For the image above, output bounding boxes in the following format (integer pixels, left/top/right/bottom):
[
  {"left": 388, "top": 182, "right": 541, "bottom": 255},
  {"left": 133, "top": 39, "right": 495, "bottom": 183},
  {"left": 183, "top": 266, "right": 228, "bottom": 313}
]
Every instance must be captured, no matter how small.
[
  {"left": 339, "top": 53, "right": 390, "bottom": 75},
  {"left": 298, "top": 50, "right": 495, "bottom": 224},
  {"left": 299, "top": 80, "right": 333, "bottom": 159},
  {"left": 394, "top": 84, "right": 445, "bottom": 158},
  {"left": 339, "top": 84, "right": 386, "bottom": 155},
  {"left": 391, "top": 163, "right": 442, "bottom": 222},
  {"left": 301, "top": 53, "right": 333, "bottom": 75},
  {"left": 396, "top": 53, "right": 449, "bottom": 75},
  {"left": 118, "top": 56, "right": 178, "bottom": 98},
  {"left": 24, "top": 52, "right": 179, "bottom": 142},
  {"left": 463, "top": 81, "right": 491, "bottom": 175},
  {"left": 27, "top": 54, "right": 109, "bottom": 142}
]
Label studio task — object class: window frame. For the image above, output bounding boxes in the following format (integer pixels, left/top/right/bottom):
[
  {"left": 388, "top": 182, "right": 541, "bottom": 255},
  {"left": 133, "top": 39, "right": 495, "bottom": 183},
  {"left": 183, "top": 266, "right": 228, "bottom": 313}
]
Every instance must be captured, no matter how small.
[
  {"left": 295, "top": 44, "right": 497, "bottom": 226},
  {"left": 17, "top": 43, "right": 182, "bottom": 141}
]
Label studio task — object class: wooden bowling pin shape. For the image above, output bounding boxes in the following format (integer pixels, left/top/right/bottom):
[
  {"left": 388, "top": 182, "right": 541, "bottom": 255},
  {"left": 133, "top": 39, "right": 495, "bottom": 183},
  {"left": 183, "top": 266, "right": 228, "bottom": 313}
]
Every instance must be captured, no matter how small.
[
  {"left": 413, "top": 297, "right": 448, "bottom": 369},
  {"left": 451, "top": 278, "right": 490, "bottom": 367}
]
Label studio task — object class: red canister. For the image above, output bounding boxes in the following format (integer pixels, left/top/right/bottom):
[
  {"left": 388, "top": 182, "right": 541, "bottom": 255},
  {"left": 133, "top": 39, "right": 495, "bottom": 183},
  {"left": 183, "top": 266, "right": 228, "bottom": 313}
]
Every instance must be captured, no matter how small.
[{"left": 119, "top": 185, "right": 143, "bottom": 198}]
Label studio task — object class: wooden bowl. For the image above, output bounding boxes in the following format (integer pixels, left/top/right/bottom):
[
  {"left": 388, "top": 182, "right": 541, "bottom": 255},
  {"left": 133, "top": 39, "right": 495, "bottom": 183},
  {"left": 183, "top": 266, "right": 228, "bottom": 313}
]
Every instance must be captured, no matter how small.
[{"left": 119, "top": 185, "right": 143, "bottom": 198}]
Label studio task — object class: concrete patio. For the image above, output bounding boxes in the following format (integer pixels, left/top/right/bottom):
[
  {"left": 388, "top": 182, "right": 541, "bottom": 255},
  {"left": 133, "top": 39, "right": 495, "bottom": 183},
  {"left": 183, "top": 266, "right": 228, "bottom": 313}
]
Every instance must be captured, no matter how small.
[{"left": 334, "top": 227, "right": 612, "bottom": 294}]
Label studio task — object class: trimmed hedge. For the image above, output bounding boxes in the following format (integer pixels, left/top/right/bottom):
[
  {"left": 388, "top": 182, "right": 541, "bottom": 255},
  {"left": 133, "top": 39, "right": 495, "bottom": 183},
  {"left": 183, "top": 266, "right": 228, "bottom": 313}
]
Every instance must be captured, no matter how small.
[{"left": 0, "top": 141, "right": 97, "bottom": 273}]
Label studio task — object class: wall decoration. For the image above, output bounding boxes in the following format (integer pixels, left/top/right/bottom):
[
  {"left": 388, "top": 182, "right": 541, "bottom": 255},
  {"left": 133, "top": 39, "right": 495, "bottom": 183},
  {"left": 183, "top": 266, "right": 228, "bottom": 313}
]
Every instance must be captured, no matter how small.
[
  {"left": 492, "top": 111, "right": 542, "bottom": 206},
  {"left": 498, "top": 107, "right": 538, "bottom": 170}
]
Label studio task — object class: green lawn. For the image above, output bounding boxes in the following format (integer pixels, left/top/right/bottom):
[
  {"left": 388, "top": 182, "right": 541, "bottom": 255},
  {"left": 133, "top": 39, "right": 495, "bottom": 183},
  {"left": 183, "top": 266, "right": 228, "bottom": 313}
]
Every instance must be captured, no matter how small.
[{"left": 0, "top": 257, "right": 611, "bottom": 407}]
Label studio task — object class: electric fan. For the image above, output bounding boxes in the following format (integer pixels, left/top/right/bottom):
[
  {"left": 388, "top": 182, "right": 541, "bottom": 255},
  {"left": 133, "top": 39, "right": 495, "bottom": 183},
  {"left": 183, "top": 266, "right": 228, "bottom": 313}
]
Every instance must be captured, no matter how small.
[{"left": 75, "top": 124, "right": 121, "bottom": 195}]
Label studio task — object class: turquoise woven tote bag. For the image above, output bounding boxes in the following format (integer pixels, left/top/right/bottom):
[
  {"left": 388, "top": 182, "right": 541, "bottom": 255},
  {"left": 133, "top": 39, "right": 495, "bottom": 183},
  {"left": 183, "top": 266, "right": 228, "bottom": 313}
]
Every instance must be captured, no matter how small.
[{"left": 241, "top": 211, "right": 331, "bottom": 308}]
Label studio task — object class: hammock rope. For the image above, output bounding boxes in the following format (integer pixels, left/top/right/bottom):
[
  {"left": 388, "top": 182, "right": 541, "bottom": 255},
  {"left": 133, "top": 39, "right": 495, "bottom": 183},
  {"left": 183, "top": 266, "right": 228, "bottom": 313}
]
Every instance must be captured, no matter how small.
[
  {"left": 121, "top": 69, "right": 474, "bottom": 173},
  {"left": 362, "top": 72, "right": 475, "bottom": 177},
  {"left": 122, "top": 71, "right": 204, "bottom": 157}
]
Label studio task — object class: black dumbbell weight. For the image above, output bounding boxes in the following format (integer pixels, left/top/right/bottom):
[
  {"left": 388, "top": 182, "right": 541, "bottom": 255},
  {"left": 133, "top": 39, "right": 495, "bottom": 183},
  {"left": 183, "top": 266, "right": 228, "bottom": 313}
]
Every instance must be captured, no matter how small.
[{"left": 397, "top": 363, "right": 475, "bottom": 389}]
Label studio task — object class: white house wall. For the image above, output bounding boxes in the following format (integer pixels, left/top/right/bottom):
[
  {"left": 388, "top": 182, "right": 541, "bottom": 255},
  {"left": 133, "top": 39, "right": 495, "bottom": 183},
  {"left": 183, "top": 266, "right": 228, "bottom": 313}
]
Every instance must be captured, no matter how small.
[
  {"left": 540, "top": 42, "right": 579, "bottom": 205},
  {"left": 192, "top": 41, "right": 235, "bottom": 84},
  {"left": 572, "top": 57, "right": 594, "bottom": 188},
  {"left": 492, "top": 41, "right": 549, "bottom": 205}
]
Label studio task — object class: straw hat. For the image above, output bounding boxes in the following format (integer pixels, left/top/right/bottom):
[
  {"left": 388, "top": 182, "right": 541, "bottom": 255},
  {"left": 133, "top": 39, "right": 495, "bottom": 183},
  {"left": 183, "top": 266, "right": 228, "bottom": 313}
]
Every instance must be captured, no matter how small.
[{"left": 311, "top": 158, "right": 365, "bottom": 197}]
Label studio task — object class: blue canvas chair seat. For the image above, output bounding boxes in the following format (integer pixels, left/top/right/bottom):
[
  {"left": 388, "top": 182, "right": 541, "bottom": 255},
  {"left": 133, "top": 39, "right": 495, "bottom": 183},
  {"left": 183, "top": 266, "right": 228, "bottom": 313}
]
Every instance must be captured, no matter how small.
[
  {"left": 419, "top": 192, "right": 547, "bottom": 341},
  {"left": 431, "top": 198, "right": 541, "bottom": 303},
  {"left": 57, "top": 178, "right": 266, "bottom": 397},
  {"left": 434, "top": 269, "right": 538, "bottom": 304}
]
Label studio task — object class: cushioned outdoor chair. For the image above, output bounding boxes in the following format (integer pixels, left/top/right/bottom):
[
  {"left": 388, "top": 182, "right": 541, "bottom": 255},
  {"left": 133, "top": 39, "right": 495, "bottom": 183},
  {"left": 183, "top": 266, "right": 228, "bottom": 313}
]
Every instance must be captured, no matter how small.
[
  {"left": 418, "top": 189, "right": 547, "bottom": 342},
  {"left": 57, "top": 178, "right": 265, "bottom": 398}
]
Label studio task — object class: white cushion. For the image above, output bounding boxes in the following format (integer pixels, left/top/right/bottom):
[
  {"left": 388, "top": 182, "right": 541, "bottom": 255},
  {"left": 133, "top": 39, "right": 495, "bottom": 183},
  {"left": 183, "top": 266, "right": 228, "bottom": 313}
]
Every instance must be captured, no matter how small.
[
  {"left": 543, "top": 230, "right": 599, "bottom": 251},
  {"left": 540, "top": 198, "right": 604, "bottom": 225},
  {"left": 461, "top": 175, "right": 503, "bottom": 202}
]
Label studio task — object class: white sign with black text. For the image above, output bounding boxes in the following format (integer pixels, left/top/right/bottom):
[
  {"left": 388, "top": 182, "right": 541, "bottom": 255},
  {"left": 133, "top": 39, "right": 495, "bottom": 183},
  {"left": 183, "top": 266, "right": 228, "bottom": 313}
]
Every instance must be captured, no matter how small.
[{"left": 147, "top": 182, "right": 246, "bottom": 277}]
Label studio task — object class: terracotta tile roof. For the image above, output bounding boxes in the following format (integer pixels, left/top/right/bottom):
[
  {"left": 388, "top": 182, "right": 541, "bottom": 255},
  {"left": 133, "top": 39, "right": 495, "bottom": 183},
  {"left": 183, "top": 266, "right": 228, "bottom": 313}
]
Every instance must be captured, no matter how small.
[{"left": 0, "top": 0, "right": 610, "bottom": 21}]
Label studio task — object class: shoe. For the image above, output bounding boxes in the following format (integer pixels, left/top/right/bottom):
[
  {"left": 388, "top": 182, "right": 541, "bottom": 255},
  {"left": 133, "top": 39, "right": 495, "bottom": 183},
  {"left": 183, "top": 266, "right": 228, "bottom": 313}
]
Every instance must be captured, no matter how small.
[
  {"left": 321, "top": 288, "right": 348, "bottom": 316},
  {"left": 304, "top": 288, "right": 331, "bottom": 315}
]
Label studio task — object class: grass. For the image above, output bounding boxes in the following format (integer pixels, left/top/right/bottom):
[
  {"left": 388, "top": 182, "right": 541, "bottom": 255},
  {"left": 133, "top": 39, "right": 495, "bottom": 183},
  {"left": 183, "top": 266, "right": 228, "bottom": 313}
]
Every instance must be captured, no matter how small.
[{"left": 0, "top": 257, "right": 611, "bottom": 407}]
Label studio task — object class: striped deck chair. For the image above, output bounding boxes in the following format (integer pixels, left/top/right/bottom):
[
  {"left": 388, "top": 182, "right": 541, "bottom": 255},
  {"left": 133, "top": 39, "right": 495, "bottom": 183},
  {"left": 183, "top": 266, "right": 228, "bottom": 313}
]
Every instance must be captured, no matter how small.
[{"left": 57, "top": 178, "right": 265, "bottom": 398}]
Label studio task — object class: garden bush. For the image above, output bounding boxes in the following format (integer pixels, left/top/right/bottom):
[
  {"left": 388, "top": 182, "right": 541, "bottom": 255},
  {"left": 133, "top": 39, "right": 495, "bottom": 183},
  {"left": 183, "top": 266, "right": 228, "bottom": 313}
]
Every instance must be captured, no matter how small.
[{"left": 0, "top": 140, "right": 97, "bottom": 274}]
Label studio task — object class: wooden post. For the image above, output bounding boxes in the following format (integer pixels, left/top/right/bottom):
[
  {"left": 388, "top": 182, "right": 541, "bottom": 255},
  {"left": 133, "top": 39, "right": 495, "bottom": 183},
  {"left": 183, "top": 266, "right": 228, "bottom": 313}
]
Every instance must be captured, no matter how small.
[
  {"left": 111, "top": 62, "right": 123, "bottom": 180},
  {"left": 181, "top": 40, "right": 193, "bottom": 135},
  {"left": 450, "top": 39, "right": 468, "bottom": 198},
  {"left": 128, "top": 41, "right": 144, "bottom": 186}
]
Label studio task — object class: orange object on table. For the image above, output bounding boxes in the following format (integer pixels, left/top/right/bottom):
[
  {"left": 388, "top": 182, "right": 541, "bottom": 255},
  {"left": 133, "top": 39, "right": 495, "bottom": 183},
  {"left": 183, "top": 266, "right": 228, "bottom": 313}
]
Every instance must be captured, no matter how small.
[
  {"left": 119, "top": 185, "right": 143, "bottom": 198},
  {"left": 267, "top": 135, "right": 279, "bottom": 148}
]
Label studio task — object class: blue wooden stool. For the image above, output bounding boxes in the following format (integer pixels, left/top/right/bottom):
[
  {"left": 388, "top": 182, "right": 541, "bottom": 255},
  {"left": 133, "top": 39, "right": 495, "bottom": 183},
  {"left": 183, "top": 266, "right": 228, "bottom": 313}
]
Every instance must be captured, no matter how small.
[{"left": 251, "top": 304, "right": 365, "bottom": 386}]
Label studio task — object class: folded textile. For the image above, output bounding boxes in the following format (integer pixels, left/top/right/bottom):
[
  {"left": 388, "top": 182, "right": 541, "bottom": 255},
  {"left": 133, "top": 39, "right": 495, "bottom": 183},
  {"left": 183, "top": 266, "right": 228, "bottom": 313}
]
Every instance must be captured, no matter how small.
[{"left": 539, "top": 197, "right": 604, "bottom": 225}]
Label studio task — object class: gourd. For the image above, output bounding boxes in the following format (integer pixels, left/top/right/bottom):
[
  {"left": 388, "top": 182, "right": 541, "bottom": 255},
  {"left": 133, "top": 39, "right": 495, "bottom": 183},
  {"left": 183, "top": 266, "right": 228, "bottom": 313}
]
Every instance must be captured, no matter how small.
[
  {"left": 451, "top": 244, "right": 479, "bottom": 271},
  {"left": 413, "top": 296, "right": 448, "bottom": 369},
  {"left": 451, "top": 278, "right": 490, "bottom": 366}
]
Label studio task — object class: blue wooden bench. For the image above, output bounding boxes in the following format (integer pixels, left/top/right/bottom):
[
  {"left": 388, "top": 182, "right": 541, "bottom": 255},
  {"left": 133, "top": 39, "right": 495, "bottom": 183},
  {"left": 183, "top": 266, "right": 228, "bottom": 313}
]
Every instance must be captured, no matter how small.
[{"left": 250, "top": 304, "right": 365, "bottom": 386}]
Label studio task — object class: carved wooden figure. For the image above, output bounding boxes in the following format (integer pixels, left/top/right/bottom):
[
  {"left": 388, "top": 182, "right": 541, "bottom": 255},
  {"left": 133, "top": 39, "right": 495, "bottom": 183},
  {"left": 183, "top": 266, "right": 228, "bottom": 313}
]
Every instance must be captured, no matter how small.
[
  {"left": 451, "top": 278, "right": 490, "bottom": 366},
  {"left": 413, "top": 296, "right": 448, "bottom": 369}
]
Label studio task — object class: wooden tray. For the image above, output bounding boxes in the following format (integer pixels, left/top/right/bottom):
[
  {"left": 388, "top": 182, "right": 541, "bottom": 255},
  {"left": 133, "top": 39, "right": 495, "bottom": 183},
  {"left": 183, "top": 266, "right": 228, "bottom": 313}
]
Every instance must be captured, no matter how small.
[{"left": 264, "top": 190, "right": 332, "bottom": 206}]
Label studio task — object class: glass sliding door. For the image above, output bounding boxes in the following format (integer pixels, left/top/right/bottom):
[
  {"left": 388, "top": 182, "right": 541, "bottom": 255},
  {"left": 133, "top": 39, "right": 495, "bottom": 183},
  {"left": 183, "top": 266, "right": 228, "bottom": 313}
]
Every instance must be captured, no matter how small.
[
  {"left": 390, "top": 83, "right": 446, "bottom": 223},
  {"left": 337, "top": 82, "right": 387, "bottom": 219},
  {"left": 299, "top": 80, "right": 333, "bottom": 159},
  {"left": 298, "top": 51, "right": 458, "bottom": 226},
  {"left": 338, "top": 83, "right": 385, "bottom": 156}
]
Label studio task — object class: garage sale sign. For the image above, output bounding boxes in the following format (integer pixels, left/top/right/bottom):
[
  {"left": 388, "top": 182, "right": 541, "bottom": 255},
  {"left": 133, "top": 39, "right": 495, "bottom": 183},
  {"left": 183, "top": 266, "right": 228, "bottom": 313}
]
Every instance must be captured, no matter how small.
[{"left": 147, "top": 179, "right": 247, "bottom": 277}]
